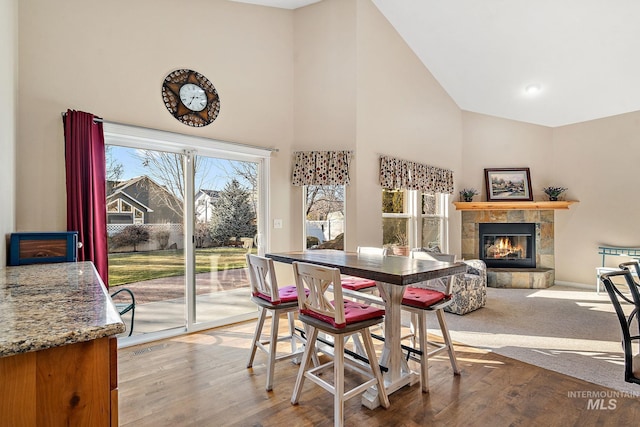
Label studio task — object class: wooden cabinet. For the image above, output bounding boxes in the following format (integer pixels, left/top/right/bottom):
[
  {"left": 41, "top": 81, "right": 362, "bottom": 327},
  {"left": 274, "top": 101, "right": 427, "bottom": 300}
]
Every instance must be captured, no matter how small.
[{"left": 0, "top": 337, "right": 118, "bottom": 426}]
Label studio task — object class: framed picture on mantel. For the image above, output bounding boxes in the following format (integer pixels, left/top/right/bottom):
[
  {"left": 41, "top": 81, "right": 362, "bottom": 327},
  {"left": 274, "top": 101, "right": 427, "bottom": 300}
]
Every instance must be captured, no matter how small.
[{"left": 484, "top": 167, "right": 533, "bottom": 201}]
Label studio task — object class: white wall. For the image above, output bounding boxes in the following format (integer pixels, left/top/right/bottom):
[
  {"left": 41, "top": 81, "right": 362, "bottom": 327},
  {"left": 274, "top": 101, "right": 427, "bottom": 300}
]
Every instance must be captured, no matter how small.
[{"left": 0, "top": 0, "right": 17, "bottom": 268}]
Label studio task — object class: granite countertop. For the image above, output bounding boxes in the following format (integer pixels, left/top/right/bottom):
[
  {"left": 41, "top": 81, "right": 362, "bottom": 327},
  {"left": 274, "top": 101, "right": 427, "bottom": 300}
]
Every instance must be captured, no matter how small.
[{"left": 0, "top": 261, "right": 125, "bottom": 358}]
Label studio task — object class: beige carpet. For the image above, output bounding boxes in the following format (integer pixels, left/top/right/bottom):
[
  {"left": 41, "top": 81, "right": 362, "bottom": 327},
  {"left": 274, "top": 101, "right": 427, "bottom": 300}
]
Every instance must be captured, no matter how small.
[{"left": 429, "top": 284, "right": 640, "bottom": 394}]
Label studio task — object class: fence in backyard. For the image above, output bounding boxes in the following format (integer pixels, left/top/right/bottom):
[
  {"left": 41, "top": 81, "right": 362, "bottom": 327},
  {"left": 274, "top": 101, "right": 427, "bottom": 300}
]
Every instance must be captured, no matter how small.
[
  {"left": 107, "top": 223, "right": 184, "bottom": 253},
  {"left": 306, "top": 219, "right": 344, "bottom": 244}
]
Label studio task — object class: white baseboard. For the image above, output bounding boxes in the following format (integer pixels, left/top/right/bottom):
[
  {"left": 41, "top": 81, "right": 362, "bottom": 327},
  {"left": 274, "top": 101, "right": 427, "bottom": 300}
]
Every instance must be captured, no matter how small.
[{"left": 554, "top": 280, "right": 594, "bottom": 290}]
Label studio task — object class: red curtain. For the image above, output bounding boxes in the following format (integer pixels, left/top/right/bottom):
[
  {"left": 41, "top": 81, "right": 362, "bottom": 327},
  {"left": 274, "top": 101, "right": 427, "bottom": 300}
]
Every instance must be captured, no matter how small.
[{"left": 63, "top": 109, "right": 109, "bottom": 286}]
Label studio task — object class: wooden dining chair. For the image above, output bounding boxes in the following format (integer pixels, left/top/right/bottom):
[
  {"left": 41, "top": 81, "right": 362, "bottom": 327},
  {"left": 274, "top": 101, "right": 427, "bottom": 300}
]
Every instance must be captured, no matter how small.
[
  {"left": 401, "top": 273, "right": 460, "bottom": 393},
  {"left": 291, "top": 261, "right": 389, "bottom": 427},
  {"left": 246, "top": 254, "right": 306, "bottom": 391},
  {"left": 600, "top": 269, "right": 640, "bottom": 384}
]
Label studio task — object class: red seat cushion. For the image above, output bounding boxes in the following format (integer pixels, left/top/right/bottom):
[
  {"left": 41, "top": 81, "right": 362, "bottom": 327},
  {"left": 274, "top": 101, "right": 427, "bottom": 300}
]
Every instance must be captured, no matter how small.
[
  {"left": 340, "top": 276, "right": 377, "bottom": 291},
  {"left": 402, "top": 287, "right": 449, "bottom": 309},
  {"left": 254, "top": 285, "right": 304, "bottom": 304},
  {"left": 302, "top": 300, "right": 385, "bottom": 329}
]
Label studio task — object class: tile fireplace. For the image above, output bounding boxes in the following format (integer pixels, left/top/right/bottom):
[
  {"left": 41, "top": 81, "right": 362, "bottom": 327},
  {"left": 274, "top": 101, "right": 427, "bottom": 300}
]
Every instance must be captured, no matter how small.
[{"left": 461, "top": 209, "right": 554, "bottom": 288}]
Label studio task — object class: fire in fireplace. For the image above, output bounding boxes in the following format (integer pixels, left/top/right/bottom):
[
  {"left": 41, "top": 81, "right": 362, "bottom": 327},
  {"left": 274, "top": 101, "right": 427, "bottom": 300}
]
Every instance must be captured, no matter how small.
[{"left": 479, "top": 223, "right": 536, "bottom": 268}]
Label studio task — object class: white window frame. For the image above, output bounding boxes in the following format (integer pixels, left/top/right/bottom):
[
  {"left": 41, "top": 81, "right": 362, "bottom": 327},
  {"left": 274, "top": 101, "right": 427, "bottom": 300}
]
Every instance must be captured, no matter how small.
[
  {"left": 419, "top": 193, "right": 449, "bottom": 253},
  {"left": 302, "top": 184, "right": 346, "bottom": 250},
  {"left": 382, "top": 189, "right": 449, "bottom": 252}
]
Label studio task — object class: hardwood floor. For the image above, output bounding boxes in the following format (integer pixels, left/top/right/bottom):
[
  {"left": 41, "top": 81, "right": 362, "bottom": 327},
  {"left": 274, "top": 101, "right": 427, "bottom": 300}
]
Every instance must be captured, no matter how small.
[{"left": 118, "top": 319, "right": 640, "bottom": 426}]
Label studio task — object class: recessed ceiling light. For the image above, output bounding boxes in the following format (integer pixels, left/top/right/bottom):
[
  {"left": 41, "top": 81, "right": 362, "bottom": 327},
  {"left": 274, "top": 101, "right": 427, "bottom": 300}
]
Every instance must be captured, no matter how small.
[{"left": 525, "top": 84, "right": 541, "bottom": 95}]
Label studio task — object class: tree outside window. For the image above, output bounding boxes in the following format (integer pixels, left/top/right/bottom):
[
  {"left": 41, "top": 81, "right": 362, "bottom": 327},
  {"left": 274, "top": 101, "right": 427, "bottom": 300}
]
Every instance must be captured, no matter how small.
[{"left": 304, "top": 185, "right": 345, "bottom": 250}]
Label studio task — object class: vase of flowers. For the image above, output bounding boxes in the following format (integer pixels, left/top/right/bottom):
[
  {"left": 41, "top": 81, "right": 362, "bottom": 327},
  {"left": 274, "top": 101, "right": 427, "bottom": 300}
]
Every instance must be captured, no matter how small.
[
  {"left": 460, "top": 188, "right": 478, "bottom": 202},
  {"left": 543, "top": 186, "right": 567, "bottom": 201}
]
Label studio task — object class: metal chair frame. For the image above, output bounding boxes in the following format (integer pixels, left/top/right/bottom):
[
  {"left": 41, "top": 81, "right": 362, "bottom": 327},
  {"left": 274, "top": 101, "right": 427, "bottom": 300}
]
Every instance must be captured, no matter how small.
[
  {"left": 110, "top": 288, "right": 135, "bottom": 337},
  {"left": 600, "top": 269, "right": 640, "bottom": 385}
]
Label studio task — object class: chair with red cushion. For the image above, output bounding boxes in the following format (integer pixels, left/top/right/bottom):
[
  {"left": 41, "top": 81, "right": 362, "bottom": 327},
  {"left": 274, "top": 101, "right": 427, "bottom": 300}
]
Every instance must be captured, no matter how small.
[
  {"left": 401, "top": 276, "right": 461, "bottom": 393},
  {"left": 339, "top": 246, "right": 387, "bottom": 294},
  {"left": 246, "top": 254, "right": 306, "bottom": 391},
  {"left": 291, "top": 261, "right": 389, "bottom": 427}
]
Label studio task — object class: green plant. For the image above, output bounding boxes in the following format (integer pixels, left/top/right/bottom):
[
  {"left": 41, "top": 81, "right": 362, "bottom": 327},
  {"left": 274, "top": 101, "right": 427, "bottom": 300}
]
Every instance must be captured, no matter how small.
[
  {"left": 460, "top": 188, "right": 478, "bottom": 201},
  {"left": 543, "top": 186, "right": 567, "bottom": 200}
]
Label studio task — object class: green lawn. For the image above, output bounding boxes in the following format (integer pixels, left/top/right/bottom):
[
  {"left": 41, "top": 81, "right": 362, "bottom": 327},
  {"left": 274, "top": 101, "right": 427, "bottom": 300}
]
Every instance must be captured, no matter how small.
[{"left": 108, "top": 247, "right": 256, "bottom": 286}]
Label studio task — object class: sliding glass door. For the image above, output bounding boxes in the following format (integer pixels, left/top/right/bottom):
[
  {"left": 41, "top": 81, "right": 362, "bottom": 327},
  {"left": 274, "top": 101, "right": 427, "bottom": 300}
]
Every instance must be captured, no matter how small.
[
  {"left": 106, "top": 146, "right": 187, "bottom": 336},
  {"left": 104, "top": 124, "right": 270, "bottom": 344},
  {"left": 192, "top": 155, "right": 259, "bottom": 326}
]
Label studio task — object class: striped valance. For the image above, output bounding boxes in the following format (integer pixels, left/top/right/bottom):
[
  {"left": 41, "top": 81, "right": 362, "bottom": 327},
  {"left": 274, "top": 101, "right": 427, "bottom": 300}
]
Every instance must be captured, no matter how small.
[
  {"left": 292, "top": 151, "right": 353, "bottom": 186},
  {"left": 379, "top": 155, "right": 454, "bottom": 194}
]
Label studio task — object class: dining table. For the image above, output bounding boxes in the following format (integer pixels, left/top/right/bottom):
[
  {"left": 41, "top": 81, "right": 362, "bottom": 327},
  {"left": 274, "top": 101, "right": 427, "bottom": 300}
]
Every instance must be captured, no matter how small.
[{"left": 265, "top": 249, "right": 467, "bottom": 408}]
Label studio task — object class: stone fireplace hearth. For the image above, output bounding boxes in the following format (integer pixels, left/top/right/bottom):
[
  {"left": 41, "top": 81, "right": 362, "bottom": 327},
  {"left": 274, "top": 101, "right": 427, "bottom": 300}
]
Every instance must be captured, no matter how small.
[{"left": 460, "top": 209, "right": 555, "bottom": 288}]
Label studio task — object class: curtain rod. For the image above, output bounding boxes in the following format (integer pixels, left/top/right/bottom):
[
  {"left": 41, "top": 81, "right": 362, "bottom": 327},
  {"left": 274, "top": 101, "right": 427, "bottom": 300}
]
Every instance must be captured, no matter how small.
[
  {"left": 61, "top": 112, "right": 279, "bottom": 152},
  {"left": 61, "top": 111, "right": 103, "bottom": 122}
]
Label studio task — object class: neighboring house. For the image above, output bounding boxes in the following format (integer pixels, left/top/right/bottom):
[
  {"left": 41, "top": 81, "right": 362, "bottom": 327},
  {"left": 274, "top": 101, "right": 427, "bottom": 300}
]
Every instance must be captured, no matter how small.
[
  {"left": 106, "top": 176, "right": 183, "bottom": 225},
  {"left": 194, "top": 189, "right": 220, "bottom": 223}
]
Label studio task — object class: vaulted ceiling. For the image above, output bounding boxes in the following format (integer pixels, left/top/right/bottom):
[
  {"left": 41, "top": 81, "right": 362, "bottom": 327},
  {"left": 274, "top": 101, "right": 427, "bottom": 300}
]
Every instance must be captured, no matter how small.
[{"left": 231, "top": 0, "right": 640, "bottom": 127}]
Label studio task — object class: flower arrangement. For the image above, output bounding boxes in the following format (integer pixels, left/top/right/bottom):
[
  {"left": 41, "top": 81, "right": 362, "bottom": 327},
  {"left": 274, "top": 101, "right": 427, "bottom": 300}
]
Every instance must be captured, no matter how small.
[
  {"left": 543, "top": 186, "right": 567, "bottom": 201},
  {"left": 460, "top": 188, "right": 479, "bottom": 202}
]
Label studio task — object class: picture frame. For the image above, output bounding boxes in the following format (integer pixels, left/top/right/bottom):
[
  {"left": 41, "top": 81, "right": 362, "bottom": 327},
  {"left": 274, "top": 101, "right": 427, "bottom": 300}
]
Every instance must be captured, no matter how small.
[{"left": 484, "top": 168, "right": 533, "bottom": 201}]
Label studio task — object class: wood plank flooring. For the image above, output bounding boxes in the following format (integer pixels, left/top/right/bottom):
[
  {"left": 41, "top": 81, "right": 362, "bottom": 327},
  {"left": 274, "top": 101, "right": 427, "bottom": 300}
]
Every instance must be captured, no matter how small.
[{"left": 118, "top": 319, "right": 640, "bottom": 426}]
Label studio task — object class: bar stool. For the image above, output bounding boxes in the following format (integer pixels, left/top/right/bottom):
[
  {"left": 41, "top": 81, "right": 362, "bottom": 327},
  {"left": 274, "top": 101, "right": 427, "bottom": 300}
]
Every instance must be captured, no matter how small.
[
  {"left": 401, "top": 275, "right": 460, "bottom": 393},
  {"left": 291, "top": 261, "right": 390, "bottom": 427},
  {"left": 246, "top": 254, "right": 306, "bottom": 391}
]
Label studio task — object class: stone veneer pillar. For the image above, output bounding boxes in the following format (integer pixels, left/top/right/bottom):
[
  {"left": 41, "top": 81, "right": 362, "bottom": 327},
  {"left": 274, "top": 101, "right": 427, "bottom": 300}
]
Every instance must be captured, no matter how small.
[{"left": 461, "top": 209, "right": 555, "bottom": 288}]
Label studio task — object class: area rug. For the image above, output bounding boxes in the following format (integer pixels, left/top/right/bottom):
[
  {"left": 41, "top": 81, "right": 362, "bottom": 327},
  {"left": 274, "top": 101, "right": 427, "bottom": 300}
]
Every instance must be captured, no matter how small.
[{"left": 428, "top": 284, "right": 640, "bottom": 395}]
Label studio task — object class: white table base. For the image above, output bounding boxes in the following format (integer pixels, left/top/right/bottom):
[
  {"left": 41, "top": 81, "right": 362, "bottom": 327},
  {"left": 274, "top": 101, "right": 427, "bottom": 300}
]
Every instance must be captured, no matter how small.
[{"left": 361, "top": 281, "right": 419, "bottom": 409}]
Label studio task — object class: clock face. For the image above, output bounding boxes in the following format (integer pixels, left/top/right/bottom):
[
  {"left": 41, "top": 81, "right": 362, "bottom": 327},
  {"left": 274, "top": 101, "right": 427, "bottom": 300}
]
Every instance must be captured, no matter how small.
[
  {"left": 162, "top": 69, "right": 220, "bottom": 127},
  {"left": 179, "top": 83, "right": 208, "bottom": 112}
]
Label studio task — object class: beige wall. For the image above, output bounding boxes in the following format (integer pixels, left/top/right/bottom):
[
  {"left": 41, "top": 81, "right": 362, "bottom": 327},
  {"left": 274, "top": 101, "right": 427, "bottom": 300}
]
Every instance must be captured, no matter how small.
[
  {"left": 293, "top": 0, "right": 463, "bottom": 252},
  {"left": 552, "top": 110, "right": 640, "bottom": 284},
  {"left": 355, "top": 0, "right": 463, "bottom": 253},
  {"left": 292, "top": 0, "right": 358, "bottom": 250},
  {"left": 12, "top": 0, "right": 639, "bottom": 285},
  {"left": 0, "top": 0, "right": 17, "bottom": 268},
  {"left": 461, "top": 112, "right": 554, "bottom": 200},
  {"left": 17, "top": 0, "right": 295, "bottom": 250}
]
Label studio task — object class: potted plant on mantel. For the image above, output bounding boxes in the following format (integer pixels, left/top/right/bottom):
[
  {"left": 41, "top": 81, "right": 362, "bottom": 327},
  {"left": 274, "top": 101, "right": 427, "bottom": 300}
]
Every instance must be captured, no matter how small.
[
  {"left": 543, "top": 186, "right": 567, "bottom": 201},
  {"left": 460, "top": 188, "right": 479, "bottom": 202}
]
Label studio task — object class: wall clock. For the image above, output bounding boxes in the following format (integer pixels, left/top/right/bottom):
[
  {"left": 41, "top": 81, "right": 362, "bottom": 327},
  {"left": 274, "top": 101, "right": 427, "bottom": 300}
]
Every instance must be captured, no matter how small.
[{"left": 162, "top": 69, "right": 220, "bottom": 127}]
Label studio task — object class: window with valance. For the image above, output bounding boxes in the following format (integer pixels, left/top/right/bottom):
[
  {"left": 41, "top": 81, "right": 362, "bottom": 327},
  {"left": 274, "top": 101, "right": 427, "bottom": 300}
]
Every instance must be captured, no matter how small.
[
  {"left": 293, "top": 151, "right": 352, "bottom": 250},
  {"left": 379, "top": 155, "right": 454, "bottom": 254}
]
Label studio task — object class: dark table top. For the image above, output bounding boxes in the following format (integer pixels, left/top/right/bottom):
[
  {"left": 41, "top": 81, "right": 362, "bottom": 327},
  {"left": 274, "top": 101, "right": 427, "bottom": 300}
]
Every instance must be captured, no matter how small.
[{"left": 266, "top": 250, "right": 467, "bottom": 286}]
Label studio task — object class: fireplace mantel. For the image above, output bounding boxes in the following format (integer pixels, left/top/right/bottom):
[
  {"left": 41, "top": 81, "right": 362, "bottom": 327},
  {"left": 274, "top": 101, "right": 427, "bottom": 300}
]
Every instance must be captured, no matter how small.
[{"left": 453, "top": 200, "right": 578, "bottom": 211}]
